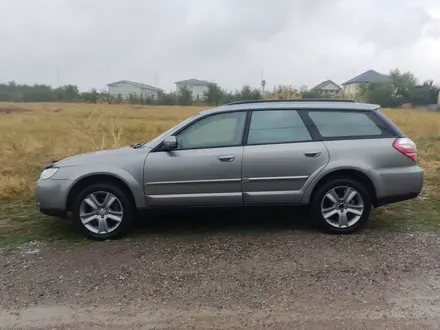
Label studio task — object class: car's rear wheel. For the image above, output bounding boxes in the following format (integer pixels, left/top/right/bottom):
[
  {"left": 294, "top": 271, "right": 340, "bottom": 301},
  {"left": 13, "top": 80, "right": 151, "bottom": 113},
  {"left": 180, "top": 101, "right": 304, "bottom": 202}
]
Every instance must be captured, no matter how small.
[
  {"left": 311, "top": 177, "right": 371, "bottom": 234},
  {"left": 72, "top": 183, "right": 134, "bottom": 240}
]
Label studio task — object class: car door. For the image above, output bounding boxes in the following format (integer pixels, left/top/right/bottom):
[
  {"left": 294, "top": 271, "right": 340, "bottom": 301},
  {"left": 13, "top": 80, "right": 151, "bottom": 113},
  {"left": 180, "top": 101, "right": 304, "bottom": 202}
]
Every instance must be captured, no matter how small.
[
  {"left": 143, "top": 111, "right": 247, "bottom": 207},
  {"left": 242, "top": 109, "right": 329, "bottom": 205}
]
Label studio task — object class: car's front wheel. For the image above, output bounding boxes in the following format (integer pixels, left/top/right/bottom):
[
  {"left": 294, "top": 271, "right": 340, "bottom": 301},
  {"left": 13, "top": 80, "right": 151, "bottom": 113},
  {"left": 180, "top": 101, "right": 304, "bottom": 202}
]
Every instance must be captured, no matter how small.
[
  {"left": 72, "top": 183, "right": 134, "bottom": 240},
  {"left": 311, "top": 177, "right": 371, "bottom": 234}
]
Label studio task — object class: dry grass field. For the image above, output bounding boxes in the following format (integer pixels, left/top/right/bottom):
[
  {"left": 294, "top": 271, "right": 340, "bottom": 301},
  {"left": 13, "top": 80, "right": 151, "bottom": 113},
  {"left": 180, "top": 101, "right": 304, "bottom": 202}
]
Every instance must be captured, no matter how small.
[
  {"left": 1, "top": 102, "right": 440, "bottom": 243},
  {"left": 0, "top": 103, "right": 210, "bottom": 200}
]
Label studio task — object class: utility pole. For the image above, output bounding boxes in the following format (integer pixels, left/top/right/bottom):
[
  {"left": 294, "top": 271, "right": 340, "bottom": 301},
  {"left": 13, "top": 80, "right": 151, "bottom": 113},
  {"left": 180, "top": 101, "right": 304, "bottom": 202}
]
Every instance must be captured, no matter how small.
[{"left": 261, "top": 69, "right": 266, "bottom": 97}]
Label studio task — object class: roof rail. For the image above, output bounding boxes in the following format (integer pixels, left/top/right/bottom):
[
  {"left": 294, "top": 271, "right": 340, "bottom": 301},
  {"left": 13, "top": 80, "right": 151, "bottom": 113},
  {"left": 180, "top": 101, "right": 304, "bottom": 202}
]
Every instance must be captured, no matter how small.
[{"left": 226, "top": 98, "right": 356, "bottom": 105}]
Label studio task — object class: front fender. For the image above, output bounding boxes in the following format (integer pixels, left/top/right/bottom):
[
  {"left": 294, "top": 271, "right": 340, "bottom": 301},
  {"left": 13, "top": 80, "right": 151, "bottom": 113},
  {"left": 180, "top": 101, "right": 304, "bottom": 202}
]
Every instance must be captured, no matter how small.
[
  {"left": 65, "top": 165, "right": 146, "bottom": 208},
  {"left": 301, "top": 160, "right": 384, "bottom": 204}
]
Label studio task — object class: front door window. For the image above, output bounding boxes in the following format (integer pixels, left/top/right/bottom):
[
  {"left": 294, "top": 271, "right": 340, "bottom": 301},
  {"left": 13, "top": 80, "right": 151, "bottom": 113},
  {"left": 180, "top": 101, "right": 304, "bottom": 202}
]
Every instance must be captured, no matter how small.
[{"left": 176, "top": 112, "right": 246, "bottom": 150}]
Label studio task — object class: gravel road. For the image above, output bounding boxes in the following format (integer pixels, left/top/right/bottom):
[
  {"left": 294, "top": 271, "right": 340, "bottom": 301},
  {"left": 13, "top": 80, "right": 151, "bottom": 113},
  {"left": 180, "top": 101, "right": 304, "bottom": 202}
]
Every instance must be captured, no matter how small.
[{"left": 2, "top": 224, "right": 440, "bottom": 329}]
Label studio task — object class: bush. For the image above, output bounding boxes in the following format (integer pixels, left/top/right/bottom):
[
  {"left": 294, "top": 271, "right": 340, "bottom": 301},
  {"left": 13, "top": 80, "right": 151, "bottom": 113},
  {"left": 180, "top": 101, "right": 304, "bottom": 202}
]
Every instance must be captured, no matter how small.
[{"left": 301, "top": 91, "right": 323, "bottom": 99}]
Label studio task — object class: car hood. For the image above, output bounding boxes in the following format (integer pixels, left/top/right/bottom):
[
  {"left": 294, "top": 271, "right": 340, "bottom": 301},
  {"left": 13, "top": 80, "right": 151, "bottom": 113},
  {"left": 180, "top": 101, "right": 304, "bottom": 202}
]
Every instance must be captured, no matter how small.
[{"left": 55, "top": 145, "right": 151, "bottom": 167}]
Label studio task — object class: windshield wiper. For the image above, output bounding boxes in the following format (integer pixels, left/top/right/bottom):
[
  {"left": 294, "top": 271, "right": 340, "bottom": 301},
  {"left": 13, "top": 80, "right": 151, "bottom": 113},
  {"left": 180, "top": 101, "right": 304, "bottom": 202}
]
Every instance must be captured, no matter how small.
[{"left": 130, "top": 141, "right": 147, "bottom": 149}]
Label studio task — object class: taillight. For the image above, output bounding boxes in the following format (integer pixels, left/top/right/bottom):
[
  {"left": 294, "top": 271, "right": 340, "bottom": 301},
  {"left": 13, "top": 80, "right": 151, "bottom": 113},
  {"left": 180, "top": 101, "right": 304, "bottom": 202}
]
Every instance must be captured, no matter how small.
[{"left": 393, "top": 137, "right": 417, "bottom": 162}]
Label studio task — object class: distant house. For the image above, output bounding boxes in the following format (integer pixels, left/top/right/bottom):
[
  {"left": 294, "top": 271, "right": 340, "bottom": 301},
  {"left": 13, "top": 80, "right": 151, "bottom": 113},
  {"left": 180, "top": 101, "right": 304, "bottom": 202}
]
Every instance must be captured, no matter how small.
[
  {"left": 341, "top": 70, "right": 392, "bottom": 99},
  {"left": 175, "top": 79, "right": 210, "bottom": 100},
  {"left": 107, "top": 80, "right": 163, "bottom": 100},
  {"left": 311, "top": 80, "right": 341, "bottom": 96}
]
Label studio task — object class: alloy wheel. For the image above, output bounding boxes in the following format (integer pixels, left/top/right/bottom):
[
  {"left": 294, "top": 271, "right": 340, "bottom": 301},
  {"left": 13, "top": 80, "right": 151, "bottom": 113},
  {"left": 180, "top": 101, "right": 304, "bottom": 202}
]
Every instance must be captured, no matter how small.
[
  {"left": 320, "top": 186, "right": 364, "bottom": 228},
  {"left": 79, "top": 191, "right": 124, "bottom": 234}
]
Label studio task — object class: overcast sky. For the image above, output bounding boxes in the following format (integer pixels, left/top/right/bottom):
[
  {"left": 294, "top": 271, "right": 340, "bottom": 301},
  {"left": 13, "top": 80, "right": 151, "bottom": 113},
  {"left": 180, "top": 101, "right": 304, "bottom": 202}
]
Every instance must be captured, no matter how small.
[{"left": 1, "top": 0, "right": 439, "bottom": 92}]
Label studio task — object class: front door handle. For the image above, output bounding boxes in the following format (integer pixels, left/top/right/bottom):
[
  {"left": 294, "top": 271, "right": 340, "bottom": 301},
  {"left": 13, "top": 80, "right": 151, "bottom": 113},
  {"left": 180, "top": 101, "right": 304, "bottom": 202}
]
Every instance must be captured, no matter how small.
[
  {"left": 218, "top": 155, "right": 236, "bottom": 162},
  {"left": 304, "top": 151, "right": 321, "bottom": 158}
]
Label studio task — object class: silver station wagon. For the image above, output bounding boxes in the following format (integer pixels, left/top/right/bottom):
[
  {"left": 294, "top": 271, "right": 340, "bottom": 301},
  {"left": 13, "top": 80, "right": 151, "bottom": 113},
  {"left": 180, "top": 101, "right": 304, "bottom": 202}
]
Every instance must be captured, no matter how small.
[{"left": 36, "top": 99, "right": 423, "bottom": 239}]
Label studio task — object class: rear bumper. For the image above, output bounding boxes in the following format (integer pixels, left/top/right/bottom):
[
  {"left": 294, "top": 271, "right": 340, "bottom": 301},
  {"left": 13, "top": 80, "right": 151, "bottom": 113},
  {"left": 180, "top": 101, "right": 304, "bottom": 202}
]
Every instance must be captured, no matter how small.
[
  {"left": 375, "top": 192, "right": 420, "bottom": 207},
  {"left": 373, "top": 165, "right": 423, "bottom": 207}
]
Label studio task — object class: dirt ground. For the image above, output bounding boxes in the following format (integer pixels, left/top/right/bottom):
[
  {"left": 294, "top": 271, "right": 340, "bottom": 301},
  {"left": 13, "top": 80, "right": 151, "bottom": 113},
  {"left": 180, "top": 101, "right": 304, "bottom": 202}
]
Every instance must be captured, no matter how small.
[{"left": 1, "top": 227, "right": 440, "bottom": 330}]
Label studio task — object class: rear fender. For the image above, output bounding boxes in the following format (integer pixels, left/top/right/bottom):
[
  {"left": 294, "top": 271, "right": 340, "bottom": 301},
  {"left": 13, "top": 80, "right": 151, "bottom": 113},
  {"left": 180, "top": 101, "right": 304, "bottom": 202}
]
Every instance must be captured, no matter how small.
[{"left": 301, "top": 161, "right": 383, "bottom": 204}]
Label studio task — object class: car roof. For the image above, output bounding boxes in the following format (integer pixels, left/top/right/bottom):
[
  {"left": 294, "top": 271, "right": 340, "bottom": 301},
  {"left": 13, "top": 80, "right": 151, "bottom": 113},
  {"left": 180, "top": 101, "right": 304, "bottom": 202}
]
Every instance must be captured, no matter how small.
[{"left": 200, "top": 99, "right": 380, "bottom": 115}]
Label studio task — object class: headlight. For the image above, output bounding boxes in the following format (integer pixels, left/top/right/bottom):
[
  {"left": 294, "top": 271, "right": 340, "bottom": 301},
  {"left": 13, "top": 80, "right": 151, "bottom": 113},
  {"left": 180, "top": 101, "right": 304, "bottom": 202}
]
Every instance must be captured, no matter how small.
[{"left": 40, "top": 167, "right": 59, "bottom": 180}]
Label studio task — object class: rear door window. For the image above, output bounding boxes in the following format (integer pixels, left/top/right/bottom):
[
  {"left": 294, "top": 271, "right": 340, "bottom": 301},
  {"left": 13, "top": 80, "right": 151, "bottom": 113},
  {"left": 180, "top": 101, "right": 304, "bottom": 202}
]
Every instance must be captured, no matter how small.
[
  {"left": 247, "top": 110, "right": 312, "bottom": 145},
  {"left": 308, "top": 111, "right": 382, "bottom": 138}
]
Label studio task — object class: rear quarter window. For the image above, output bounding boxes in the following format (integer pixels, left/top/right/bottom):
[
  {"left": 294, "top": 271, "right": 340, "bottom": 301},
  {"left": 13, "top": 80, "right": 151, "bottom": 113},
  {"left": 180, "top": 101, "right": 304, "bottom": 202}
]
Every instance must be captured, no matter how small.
[
  {"left": 374, "top": 110, "right": 405, "bottom": 137},
  {"left": 308, "top": 111, "right": 383, "bottom": 138}
]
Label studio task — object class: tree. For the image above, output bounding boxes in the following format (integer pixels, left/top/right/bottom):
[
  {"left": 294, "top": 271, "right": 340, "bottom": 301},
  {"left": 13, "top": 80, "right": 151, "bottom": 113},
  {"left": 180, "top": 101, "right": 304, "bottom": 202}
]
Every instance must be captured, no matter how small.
[
  {"left": 222, "top": 90, "right": 236, "bottom": 104},
  {"left": 177, "top": 85, "right": 192, "bottom": 105},
  {"left": 89, "top": 88, "right": 98, "bottom": 103},
  {"left": 239, "top": 85, "right": 254, "bottom": 100},
  {"left": 359, "top": 83, "right": 400, "bottom": 107},
  {"left": 0, "top": 82, "right": 81, "bottom": 102},
  {"left": 238, "top": 85, "right": 262, "bottom": 101},
  {"left": 54, "top": 84, "right": 79, "bottom": 102},
  {"left": 63, "top": 85, "right": 79, "bottom": 101},
  {"left": 413, "top": 80, "right": 439, "bottom": 106},
  {"left": 80, "top": 88, "right": 99, "bottom": 103},
  {"left": 128, "top": 93, "right": 141, "bottom": 104},
  {"left": 390, "top": 69, "right": 418, "bottom": 104},
  {"left": 413, "top": 85, "right": 431, "bottom": 106},
  {"left": 158, "top": 91, "right": 177, "bottom": 105},
  {"left": 249, "top": 87, "right": 262, "bottom": 100},
  {"left": 22, "top": 84, "right": 55, "bottom": 102},
  {"left": 204, "top": 83, "right": 225, "bottom": 105}
]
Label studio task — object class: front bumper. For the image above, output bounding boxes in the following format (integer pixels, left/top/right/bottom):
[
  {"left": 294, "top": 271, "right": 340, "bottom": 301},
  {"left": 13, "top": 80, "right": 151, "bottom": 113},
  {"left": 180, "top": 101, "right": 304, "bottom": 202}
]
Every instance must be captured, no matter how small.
[
  {"left": 35, "top": 178, "right": 72, "bottom": 217},
  {"left": 37, "top": 204, "right": 68, "bottom": 218}
]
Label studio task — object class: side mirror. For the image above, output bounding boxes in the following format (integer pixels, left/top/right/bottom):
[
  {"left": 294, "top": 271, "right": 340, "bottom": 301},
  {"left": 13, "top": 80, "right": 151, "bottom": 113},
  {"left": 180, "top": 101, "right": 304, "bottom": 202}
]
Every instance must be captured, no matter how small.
[{"left": 163, "top": 136, "right": 177, "bottom": 150}]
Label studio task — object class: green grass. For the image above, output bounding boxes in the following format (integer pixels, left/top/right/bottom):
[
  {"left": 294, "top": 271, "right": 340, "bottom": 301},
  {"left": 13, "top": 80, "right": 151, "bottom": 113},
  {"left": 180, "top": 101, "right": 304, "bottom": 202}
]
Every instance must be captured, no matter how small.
[
  {"left": 370, "top": 197, "right": 440, "bottom": 231},
  {"left": 1, "top": 195, "right": 440, "bottom": 246},
  {"left": 0, "top": 202, "right": 86, "bottom": 246}
]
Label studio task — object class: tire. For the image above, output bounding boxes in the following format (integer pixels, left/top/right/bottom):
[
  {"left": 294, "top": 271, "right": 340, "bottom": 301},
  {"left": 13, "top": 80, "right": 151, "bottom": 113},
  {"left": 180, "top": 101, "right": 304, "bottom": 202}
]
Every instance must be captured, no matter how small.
[
  {"left": 310, "top": 177, "right": 371, "bottom": 234},
  {"left": 72, "top": 183, "right": 134, "bottom": 240}
]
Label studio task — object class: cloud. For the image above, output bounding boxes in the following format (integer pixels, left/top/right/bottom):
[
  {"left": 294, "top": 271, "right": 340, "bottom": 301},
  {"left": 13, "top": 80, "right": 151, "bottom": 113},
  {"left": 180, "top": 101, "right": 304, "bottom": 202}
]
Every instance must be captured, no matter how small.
[{"left": 0, "top": 0, "right": 439, "bottom": 91}]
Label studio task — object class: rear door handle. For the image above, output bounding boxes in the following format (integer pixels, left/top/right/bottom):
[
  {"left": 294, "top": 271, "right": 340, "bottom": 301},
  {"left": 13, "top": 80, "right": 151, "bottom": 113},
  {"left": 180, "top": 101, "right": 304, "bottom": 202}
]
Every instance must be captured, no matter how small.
[
  {"left": 304, "top": 151, "right": 321, "bottom": 158},
  {"left": 218, "top": 155, "right": 236, "bottom": 162}
]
